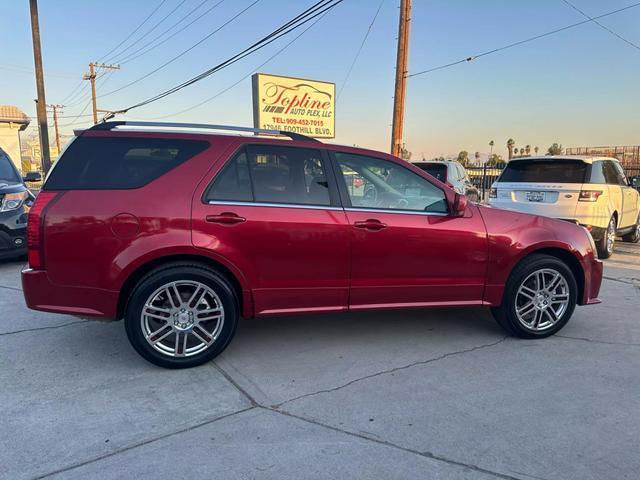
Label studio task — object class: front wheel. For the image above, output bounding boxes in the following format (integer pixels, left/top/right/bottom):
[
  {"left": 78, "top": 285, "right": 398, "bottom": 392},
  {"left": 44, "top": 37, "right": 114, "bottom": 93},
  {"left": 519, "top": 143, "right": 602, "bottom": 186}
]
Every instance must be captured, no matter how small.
[
  {"left": 491, "top": 254, "right": 577, "bottom": 339},
  {"left": 124, "top": 264, "right": 239, "bottom": 369}
]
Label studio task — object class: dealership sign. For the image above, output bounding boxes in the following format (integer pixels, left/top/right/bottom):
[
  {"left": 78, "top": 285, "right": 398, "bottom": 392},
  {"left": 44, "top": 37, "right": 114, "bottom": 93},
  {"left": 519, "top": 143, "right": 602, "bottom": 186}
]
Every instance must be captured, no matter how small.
[{"left": 252, "top": 73, "right": 335, "bottom": 138}]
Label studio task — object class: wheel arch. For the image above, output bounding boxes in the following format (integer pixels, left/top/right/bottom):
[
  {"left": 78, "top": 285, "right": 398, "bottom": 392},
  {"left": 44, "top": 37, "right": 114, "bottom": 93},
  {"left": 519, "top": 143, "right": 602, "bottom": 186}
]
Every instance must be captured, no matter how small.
[{"left": 116, "top": 253, "right": 252, "bottom": 320}]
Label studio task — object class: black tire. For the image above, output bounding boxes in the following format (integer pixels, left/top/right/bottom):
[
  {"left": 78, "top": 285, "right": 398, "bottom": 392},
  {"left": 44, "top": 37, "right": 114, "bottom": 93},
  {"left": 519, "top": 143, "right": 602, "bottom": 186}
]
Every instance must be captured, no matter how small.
[
  {"left": 622, "top": 213, "right": 640, "bottom": 243},
  {"left": 596, "top": 216, "right": 616, "bottom": 259},
  {"left": 491, "top": 254, "right": 578, "bottom": 339},
  {"left": 124, "top": 263, "right": 239, "bottom": 369}
]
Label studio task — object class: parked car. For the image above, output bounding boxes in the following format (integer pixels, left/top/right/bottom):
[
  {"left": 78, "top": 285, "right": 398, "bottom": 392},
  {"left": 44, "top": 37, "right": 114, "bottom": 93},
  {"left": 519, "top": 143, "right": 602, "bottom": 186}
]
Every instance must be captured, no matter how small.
[
  {"left": 412, "top": 160, "right": 479, "bottom": 202},
  {"left": 0, "top": 148, "right": 40, "bottom": 260},
  {"left": 22, "top": 122, "right": 602, "bottom": 368},
  {"left": 489, "top": 156, "right": 640, "bottom": 259}
]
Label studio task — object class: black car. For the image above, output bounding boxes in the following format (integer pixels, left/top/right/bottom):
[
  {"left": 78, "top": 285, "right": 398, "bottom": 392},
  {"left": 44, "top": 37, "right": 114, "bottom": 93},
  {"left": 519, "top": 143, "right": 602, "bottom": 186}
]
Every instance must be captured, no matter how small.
[{"left": 0, "top": 148, "right": 41, "bottom": 260}]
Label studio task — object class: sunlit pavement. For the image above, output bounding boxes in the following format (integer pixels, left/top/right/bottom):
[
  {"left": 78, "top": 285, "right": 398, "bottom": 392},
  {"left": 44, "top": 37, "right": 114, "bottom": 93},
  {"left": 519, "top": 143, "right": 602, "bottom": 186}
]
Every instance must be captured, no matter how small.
[{"left": 1, "top": 245, "right": 639, "bottom": 480}]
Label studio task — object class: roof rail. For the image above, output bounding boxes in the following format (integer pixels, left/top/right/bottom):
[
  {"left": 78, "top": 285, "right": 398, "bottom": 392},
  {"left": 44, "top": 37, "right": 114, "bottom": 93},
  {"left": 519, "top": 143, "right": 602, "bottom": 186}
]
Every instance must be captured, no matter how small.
[{"left": 85, "top": 121, "right": 321, "bottom": 143}]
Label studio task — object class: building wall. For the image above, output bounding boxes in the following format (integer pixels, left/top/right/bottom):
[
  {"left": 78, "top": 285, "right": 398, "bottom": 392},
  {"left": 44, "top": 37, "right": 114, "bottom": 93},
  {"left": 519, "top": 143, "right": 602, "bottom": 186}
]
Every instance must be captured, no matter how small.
[{"left": 0, "top": 123, "right": 24, "bottom": 174}]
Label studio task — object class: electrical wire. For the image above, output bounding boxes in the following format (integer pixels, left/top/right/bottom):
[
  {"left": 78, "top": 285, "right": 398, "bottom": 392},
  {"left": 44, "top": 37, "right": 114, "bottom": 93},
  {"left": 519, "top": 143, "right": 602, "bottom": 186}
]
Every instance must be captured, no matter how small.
[
  {"left": 106, "top": 0, "right": 190, "bottom": 64},
  {"left": 337, "top": 0, "right": 385, "bottom": 99},
  {"left": 99, "top": 0, "right": 263, "bottom": 99},
  {"left": 560, "top": 0, "right": 640, "bottom": 51},
  {"left": 98, "top": 0, "right": 168, "bottom": 62},
  {"left": 408, "top": 1, "right": 640, "bottom": 78},
  {"left": 142, "top": 8, "right": 332, "bottom": 119},
  {"left": 118, "top": 0, "right": 225, "bottom": 65},
  {"left": 111, "top": 0, "right": 344, "bottom": 116}
]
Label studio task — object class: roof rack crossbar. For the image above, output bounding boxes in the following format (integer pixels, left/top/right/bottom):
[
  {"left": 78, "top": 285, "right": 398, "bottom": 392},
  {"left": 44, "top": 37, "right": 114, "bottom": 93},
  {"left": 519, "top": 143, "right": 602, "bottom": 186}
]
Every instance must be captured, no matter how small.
[{"left": 86, "top": 121, "right": 321, "bottom": 143}]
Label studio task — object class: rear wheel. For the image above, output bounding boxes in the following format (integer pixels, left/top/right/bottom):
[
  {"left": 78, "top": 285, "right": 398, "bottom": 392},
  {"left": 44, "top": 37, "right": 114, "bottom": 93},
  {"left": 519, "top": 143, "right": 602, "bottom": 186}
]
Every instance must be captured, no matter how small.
[
  {"left": 596, "top": 216, "right": 616, "bottom": 259},
  {"left": 124, "top": 264, "right": 238, "bottom": 369},
  {"left": 491, "top": 254, "right": 577, "bottom": 339},
  {"left": 622, "top": 213, "right": 640, "bottom": 243}
]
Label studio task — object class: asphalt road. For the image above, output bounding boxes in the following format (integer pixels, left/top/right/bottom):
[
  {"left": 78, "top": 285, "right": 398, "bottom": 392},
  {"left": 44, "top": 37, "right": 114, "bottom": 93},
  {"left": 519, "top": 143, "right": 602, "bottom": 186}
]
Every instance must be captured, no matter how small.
[{"left": 1, "top": 243, "right": 639, "bottom": 480}]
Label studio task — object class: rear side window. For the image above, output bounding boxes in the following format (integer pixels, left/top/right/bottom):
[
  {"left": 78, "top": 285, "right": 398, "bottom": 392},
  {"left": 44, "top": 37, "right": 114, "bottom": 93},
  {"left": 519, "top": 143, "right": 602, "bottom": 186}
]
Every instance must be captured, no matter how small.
[
  {"left": 589, "top": 161, "right": 606, "bottom": 184},
  {"left": 498, "top": 160, "right": 587, "bottom": 183},
  {"left": 44, "top": 136, "right": 209, "bottom": 190}
]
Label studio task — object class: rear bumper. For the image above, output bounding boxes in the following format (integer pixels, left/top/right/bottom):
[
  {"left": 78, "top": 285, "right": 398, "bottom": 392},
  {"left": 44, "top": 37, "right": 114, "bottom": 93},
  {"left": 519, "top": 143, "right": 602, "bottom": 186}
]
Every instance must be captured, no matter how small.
[
  {"left": 580, "top": 253, "right": 603, "bottom": 305},
  {"left": 21, "top": 268, "right": 119, "bottom": 319}
]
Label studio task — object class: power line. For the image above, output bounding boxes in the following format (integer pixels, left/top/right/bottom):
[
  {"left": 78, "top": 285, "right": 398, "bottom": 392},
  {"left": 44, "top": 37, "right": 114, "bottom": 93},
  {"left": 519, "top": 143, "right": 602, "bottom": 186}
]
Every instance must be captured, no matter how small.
[
  {"left": 337, "top": 0, "right": 385, "bottom": 99},
  {"left": 142, "top": 7, "right": 332, "bottom": 119},
  {"left": 99, "top": 0, "right": 262, "bottom": 99},
  {"left": 408, "top": 1, "right": 640, "bottom": 78},
  {"left": 111, "top": 0, "right": 345, "bottom": 116},
  {"left": 118, "top": 0, "right": 224, "bottom": 65},
  {"left": 560, "top": 0, "right": 640, "bottom": 51},
  {"left": 106, "top": 0, "right": 190, "bottom": 64},
  {"left": 98, "top": 0, "right": 168, "bottom": 62}
]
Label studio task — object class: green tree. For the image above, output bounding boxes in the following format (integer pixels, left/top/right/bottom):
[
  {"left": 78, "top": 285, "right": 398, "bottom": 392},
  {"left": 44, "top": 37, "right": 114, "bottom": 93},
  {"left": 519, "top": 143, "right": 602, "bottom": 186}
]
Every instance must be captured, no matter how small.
[
  {"left": 400, "top": 144, "right": 412, "bottom": 160},
  {"left": 474, "top": 151, "right": 481, "bottom": 165},
  {"left": 534, "top": 146, "right": 539, "bottom": 155},
  {"left": 547, "top": 143, "right": 563, "bottom": 155},
  {"left": 525, "top": 145, "right": 531, "bottom": 156},
  {"left": 457, "top": 150, "right": 470, "bottom": 166},
  {"left": 507, "top": 138, "right": 515, "bottom": 160},
  {"left": 487, "top": 153, "right": 505, "bottom": 167}
]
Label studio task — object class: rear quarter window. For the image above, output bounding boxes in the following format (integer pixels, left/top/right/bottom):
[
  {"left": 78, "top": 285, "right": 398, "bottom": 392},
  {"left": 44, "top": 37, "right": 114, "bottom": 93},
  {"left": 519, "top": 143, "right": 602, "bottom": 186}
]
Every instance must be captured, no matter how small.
[
  {"left": 498, "top": 160, "right": 587, "bottom": 183},
  {"left": 415, "top": 163, "right": 447, "bottom": 182},
  {"left": 44, "top": 136, "right": 209, "bottom": 190}
]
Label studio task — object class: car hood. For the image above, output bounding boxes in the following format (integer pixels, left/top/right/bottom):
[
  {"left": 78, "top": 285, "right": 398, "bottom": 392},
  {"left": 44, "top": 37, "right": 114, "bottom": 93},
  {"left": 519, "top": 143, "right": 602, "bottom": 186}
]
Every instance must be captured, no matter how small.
[{"left": 0, "top": 181, "right": 25, "bottom": 194}]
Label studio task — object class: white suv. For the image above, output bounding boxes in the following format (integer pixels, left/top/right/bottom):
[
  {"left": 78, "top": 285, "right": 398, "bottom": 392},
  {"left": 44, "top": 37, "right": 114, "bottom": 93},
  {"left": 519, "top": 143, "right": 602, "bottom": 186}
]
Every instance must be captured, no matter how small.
[{"left": 489, "top": 156, "right": 640, "bottom": 258}]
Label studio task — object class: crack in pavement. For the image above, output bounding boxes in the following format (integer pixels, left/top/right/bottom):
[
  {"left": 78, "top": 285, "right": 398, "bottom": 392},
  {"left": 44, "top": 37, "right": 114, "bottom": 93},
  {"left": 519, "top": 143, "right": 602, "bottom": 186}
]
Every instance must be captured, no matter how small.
[
  {"left": 0, "top": 320, "right": 87, "bottom": 337},
  {"left": 0, "top": 283, "right": 22, "bottom": 292},
  {"left": 555, "top": 334, "right": 640, "bottom": 347},
  {"left": 603, "top": 276, "right": 640, "bottom": 288},
  {"left": 273, "top": 336, "right": 509, "bottom": 408},
  {"left": 266, "top": 406, "right": 526, "bottom": 480},
  {"left": 33, "top": 406, "right": 256, "bottom": 479}
]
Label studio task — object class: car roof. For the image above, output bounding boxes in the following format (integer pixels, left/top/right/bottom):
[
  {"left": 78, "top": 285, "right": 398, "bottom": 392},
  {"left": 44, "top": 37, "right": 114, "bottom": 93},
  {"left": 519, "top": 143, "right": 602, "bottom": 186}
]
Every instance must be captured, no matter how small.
[{"left": 507, "top": 155, "right": 618, "bottom": 164}]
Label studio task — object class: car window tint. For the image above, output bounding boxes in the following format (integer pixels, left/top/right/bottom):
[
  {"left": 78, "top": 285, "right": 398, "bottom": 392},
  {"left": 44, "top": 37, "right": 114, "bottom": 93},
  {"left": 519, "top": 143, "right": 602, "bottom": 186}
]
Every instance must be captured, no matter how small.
[
  {"left": 414, "top": 163, "right": 447, "bottom": 182},
  {"left": 336, "top": 152, "right": 448, "bottom": 214},
  {"left": 612, "top": 162, "right": 628, "bottom": 186},
  {"left": 498, "top": 160, "right": 587, "bottom": 183},
  {"left": 44, "top": 137, "right": 209, "bottom": 190},
  {"left": 589, "top": 161, "right": 606, "bottom": 184},
  {"left": 205, "top": 151, "right": 252, "bottom": 202},
  {"left": 0, "top": 149, "right": 20, "bottom": 183},
  {"left": 246, "top": 145, "right": 330, "bottom": 206},
  {"left": 602, "top": 161, "right": 621, "bottom": 185}
]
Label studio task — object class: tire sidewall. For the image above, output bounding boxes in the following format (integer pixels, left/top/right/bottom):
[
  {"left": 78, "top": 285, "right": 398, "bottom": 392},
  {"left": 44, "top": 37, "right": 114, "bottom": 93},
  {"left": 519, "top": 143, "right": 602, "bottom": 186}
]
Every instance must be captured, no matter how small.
[
  {"left": 503, "top": 256, "right": 578, "bottom": 338},
  {"left": 125, "top": 266, "right": 238, "bottom": 369}
]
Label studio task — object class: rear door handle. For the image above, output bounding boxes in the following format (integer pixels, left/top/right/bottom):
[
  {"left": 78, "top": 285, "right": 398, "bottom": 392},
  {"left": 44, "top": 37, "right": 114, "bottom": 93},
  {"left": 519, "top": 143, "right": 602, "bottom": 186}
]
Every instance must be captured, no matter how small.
[
  {"left": 353, "top": 219, "right": 387, "bottom": 231},
  {"left": 206, "top": 213, "right": 246, "bottom": 225}
]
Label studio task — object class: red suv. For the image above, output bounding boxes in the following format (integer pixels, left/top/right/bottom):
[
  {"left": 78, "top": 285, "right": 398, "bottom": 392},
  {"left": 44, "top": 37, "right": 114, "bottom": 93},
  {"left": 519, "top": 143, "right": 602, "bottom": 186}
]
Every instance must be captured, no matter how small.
[{"left": 22, "top": 122, "right": 603, "bottom": 368}]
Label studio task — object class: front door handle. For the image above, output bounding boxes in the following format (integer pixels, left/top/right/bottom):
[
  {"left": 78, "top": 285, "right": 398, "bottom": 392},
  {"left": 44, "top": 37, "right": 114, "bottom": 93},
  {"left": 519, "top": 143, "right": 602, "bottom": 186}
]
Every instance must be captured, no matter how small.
[
  {"left": 206, "top": 213, "right": 246, "bottom": 225},
  {"left": 353, "top": 219, "right": 387, "bottom": 231}
]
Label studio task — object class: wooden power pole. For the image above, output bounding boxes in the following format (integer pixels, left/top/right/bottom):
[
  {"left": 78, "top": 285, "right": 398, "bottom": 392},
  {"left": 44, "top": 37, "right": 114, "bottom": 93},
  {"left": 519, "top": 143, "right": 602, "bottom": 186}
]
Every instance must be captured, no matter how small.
[
  {"left": 84, "top": 62, "right": 120, "bottom": 124},
  {"left": 29, "top": 0, "right": 52, "bottom": 174},
  {"left": 47, "top": 104, "right": 63, "bottom": 152},
  {"left": 390, "top": 0, "right": 411, "bottom": 158}
]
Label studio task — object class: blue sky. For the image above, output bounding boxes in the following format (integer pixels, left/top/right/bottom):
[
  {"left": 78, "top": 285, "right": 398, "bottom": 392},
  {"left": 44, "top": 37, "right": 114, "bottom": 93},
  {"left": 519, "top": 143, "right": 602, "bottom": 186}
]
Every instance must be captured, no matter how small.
[{"left": 1, "top": 0, "right": 639, "bottom": 159}]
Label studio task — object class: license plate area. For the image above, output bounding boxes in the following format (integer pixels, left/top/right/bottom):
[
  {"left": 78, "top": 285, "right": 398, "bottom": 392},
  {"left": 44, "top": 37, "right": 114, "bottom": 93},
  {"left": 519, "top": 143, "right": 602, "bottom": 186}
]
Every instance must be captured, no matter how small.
[{"left": 526, "top": 191, "right": 545, "bottom": 202}]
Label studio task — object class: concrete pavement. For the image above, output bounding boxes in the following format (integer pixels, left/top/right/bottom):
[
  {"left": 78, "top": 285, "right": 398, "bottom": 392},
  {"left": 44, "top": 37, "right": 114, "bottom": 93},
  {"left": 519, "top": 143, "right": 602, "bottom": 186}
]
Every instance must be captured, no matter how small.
[{"left": 1, "top": 243, "right": 639, "bottom": 480}]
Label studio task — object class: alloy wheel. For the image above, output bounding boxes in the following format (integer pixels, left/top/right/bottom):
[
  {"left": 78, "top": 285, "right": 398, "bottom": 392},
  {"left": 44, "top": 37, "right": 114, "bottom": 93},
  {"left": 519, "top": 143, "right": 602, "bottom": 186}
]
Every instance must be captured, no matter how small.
[
  {"left": 140, "top": 281, "right": 224, "bottom": 358},
  {"left": 515, "top": 268, "right": 570, "bottom": 332},
  {"left": 606, "top": 217, "right": 616, "bottom": 255}
]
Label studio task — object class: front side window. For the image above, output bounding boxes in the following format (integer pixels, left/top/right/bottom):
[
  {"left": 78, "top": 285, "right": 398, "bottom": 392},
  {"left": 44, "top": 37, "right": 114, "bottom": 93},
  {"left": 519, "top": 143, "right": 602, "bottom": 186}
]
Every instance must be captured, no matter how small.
[
  {"left": 336, "top": 152, "right": 448, "bottom": 214},
  {"left": 0, "top": 149, "right": 20, "bottom": 183}
]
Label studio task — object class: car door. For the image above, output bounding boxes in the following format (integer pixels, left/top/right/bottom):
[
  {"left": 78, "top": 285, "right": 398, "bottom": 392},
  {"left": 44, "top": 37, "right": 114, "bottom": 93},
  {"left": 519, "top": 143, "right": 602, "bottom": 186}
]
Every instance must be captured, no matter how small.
[
  {"left": 192, "top": 144, "right": 350, "bottom": 316},
  {"left": 603, "top": 161, "right": 625, "bottom": 228},
  {"left": 331, "top": 150, "right": 489, "bottom": 309},
  {"left": 612, "top": 161, "right": 639, "bottom": 227}
]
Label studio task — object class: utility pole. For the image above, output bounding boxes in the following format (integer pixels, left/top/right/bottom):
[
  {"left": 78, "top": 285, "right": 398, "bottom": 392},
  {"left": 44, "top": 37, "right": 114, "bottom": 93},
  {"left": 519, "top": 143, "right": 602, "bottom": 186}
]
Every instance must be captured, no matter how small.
[
  {"left": 47, "top": 104, "right": 63, "bottom": 152},
  {"left": 29, "top": 0, "right": 52, "bottom": 174},
  {"left": 390, "top": 0, "right": 411, "bottom": 158},
  {"left": 83, "top": 62, "right": 120, "bottom": 124}
]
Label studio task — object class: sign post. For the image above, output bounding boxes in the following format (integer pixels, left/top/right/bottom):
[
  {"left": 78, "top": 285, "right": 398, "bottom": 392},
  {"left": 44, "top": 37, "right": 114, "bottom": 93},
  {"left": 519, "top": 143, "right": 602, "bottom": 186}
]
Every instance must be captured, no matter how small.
[{"left": 252, "top": 73, "right": 335, "bottom": 138}]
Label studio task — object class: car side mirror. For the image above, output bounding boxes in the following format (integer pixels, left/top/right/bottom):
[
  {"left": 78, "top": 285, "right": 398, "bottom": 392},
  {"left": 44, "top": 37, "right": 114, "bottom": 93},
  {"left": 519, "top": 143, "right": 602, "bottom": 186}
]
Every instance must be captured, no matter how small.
[
  {"left": 452, "top": 193, "right": 468, "bottom": 217},
  {"left": 23, "top": 171, "right": 42, "bottom": 183}
]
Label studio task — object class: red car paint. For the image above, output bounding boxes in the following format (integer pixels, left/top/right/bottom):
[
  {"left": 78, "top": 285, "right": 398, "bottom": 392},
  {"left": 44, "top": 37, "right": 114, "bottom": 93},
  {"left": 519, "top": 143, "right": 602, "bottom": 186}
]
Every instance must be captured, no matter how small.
[{"left": 22, "top": 130, "right": 602, "bottom": 320}]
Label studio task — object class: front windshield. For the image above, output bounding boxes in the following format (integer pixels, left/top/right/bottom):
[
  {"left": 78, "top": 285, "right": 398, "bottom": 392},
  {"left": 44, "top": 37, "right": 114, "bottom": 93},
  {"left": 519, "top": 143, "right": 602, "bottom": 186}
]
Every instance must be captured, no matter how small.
[{"left": 0, "top": 150, "right": 20, "bottom": 183}]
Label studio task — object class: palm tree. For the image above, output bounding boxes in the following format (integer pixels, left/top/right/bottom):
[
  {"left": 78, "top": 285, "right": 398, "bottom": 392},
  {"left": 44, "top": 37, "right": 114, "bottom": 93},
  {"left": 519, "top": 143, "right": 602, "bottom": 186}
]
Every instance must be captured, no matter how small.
[
  {"left": 507, "top": 138, "right": 515, "bottom": 160},
  {"left": 534, "top": 146, "right": 539, "bottom": 155},
  {"left": 525, "top": 145, "right": 531, "bottom": 156},
  {"left": 474, "top": 151, "right": 480, "bottom": 165},
  {"left": 489, "top": 140, "right": 494, "bottom": 155}
]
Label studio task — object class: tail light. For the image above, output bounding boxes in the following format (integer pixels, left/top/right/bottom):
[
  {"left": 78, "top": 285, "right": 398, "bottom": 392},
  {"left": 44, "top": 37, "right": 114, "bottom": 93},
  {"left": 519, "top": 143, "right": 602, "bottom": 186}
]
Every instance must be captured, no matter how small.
[
  {"left": 579, "top": 190, "right": 603, "bottom": 202},
  {"left": 27, "top": 192, "right": 59, "bottom": 270},
  {"left": 489, "top": 188, "right": 497, "bottom": 198}
]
